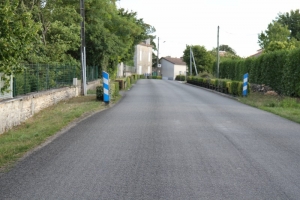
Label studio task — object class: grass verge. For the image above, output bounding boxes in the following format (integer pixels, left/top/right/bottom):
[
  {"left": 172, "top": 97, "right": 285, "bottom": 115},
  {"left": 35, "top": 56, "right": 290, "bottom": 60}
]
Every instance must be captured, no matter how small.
[
  {"left": 0, "top": 94, "right": 120, "bottom": 172},
  {"left": 238, "top": 92, "right": 300, "bottom": 123}
]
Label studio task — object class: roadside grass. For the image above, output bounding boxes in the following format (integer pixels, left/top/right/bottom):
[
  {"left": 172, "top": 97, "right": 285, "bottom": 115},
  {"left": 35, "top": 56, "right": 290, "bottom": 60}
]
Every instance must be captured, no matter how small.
[
  {"left": 238, "top": 92, "right": 300, "bottom": 123},
  {"left": 87, "top": 89, "right": 96, "bottom": 94},
  {"left": 0, "top": 94, "right": 118, "bottom": 172}
]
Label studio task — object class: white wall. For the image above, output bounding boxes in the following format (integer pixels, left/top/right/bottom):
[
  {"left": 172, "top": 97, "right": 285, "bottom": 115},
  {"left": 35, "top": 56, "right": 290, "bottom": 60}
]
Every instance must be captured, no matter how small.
[
  {"left": 161, "top": 59, "right": 187, "bottom": 80},
  {"left": 0, "top": 80, "right": 100, "bottom": 135},
  {"left": 134, "top": 44, "right": 152, "bottom": 75},
  {"left": 174, "top": 65, "right": 187, "bottom": 79},
  {"left": 161, "top": 59, "right": 174, "bottom": 80},
  {"left": 117, "top": 62, "right": 124, "bottom": 77}
]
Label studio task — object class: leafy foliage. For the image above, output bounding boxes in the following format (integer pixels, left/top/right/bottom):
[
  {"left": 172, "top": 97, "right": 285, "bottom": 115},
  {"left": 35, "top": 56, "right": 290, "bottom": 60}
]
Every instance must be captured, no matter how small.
[
  {"left": 277, "top": 9, "right": 300, "bottom": 41},
  {"left": 217, "top": 48, "right": 300, "bottom": 97},
  {"left": 0, "top": 0, "right": 39, "bottom": 92},
  {"left": 258, "top": 10, "right": 300, "bottom": 52},
  {"left": 183, "top": 45, "right": 214, "bottom": 74},
  {"left": 0, "top": 0, "right": 155, "bottom": 93}
]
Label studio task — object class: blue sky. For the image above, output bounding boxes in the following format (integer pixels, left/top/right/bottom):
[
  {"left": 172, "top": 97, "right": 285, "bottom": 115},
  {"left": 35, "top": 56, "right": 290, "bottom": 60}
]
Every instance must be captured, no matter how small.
[{"left": 117, "top": 0, "right": 300, "bottom": 58}]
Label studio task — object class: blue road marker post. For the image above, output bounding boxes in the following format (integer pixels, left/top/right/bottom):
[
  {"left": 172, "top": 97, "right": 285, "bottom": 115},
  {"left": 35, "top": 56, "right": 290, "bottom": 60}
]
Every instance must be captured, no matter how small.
[
  {"left": 243, "top": 73, "right": 248, "bottom": 96},
  {"left": 102, "top": 71, "right": 110, "bottom": 103}
]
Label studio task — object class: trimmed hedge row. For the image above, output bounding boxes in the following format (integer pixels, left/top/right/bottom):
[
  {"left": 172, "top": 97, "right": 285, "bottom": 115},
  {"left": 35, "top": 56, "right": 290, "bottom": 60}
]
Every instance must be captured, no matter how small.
[
  {"left": 215, "top": 48, "right": 300, "bottom": 96},
  {"left": 187, "top": 77, "right": 250, "bottom": 96},
  {"left": 175, "top": 75, "right": 186, "bottom": 81}
]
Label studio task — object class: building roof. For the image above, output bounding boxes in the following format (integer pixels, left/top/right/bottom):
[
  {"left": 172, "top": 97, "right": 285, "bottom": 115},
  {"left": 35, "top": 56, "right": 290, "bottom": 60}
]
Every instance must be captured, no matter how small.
[
  {"left": 160, "top": 56, "right": 186, "bottom": 66},
  {"left": 248, "top": 49, "right": 263, "bottom": 58},
  {"left": 137, "top": 39, "right": 152, "bottom": 47},
  {"left": 138, "top": 42, "right": 152, "bottom": 47}
]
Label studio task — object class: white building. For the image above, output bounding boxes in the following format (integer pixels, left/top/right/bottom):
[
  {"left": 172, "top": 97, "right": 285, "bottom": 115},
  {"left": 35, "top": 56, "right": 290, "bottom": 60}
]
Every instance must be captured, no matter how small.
[
  {"left": 160, "top": 56, "right": 187, "bottom": 80},
  {"left": 134, "top": 39, "right": 152, "bottom": 75}
]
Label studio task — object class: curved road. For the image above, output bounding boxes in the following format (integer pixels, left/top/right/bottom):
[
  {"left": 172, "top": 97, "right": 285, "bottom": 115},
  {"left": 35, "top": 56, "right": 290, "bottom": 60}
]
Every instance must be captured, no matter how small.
[{"left": 1, "top": 80, "right": 300, "bottom": 199}]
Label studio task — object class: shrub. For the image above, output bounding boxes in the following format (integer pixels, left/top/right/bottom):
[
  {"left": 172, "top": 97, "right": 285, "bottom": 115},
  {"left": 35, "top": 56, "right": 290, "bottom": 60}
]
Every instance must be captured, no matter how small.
[
  {"left": 96, "top": 86, "right": 103, "bottom": 101},
  {"left": 115, "top": 79, "right": 124, "bottom": 90},
  {"left": 114, "top": 82, "right": 119, "bottom": 97},
  {"left": 175, "top": 75, "right": 186, "bottom": 81},
  {"left": 126, "top": 76, "right": 131, "bottom": 89}
]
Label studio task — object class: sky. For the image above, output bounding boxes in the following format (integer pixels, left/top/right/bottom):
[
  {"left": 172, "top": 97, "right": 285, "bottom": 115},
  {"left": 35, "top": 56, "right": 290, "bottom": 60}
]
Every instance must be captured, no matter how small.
[{"left": 117, "top": 0, "right": 300, "bottom": 58}]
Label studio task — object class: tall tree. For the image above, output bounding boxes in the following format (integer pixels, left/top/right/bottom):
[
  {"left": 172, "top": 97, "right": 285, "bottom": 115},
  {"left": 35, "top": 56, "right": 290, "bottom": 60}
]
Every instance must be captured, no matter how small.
[
  {"left": 218, "top": 44, "right": 236, "bottom": 55},
  {"left": 84, "top": 0, "right": 155, "bottom": 76},
  {"left": 258, "top": 10, "right": 300, "bottom": 52},
  {"left": 258, "top": 21, "right": 291, "bottom": 49},
  {"left": 21, "top": 0, "right": 81, "bottom": 64},
  {"left": 277, "top": 9, "right": 300, "bottom": 41},
  {"left": 182, "top": 45, "right": 214, "bottom": 74},
  {"left": 0, "top": 0, "right": 39, "bottom": 92},
  {"left": 210, "top": 44, "right": 240, "bottom": 59}
]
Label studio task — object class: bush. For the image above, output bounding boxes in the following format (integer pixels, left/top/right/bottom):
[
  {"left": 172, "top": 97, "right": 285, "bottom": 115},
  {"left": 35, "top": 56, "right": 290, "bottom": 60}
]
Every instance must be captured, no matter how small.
[
  {"left": 114, "top": 82, "right": 119, "bottom": 97},
  {"left": 115, "top": 79, "right": 125, "bottom": 90},
  {"left": 175, "top": 75, "right": 186, "bottom": 81},
  {"left": 96, "top": 86, "right": 103, "bottom": 101},
  {"left": 126, "top": 76, "right": 131, "bottom": 89}
]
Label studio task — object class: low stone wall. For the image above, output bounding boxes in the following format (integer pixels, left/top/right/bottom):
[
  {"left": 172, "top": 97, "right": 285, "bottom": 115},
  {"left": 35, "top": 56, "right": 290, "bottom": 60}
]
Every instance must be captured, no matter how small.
[{"left": 0, "top": 79, "right": 100, "bottom": 135}]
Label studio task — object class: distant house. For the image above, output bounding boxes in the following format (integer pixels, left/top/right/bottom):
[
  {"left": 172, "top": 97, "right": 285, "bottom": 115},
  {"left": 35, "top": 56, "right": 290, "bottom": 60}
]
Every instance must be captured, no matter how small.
[
  {"left": 134, "top": 39, "right": 152, "bottom": 75},
  {"left": 219, "top": 51, "right": 227, "bottom": 57},
  {"left": 160, "top": 56, "right": 187, "bottom": 80},
  {"left": 248, "top": 49, "right": 263, "bottom": 58}
]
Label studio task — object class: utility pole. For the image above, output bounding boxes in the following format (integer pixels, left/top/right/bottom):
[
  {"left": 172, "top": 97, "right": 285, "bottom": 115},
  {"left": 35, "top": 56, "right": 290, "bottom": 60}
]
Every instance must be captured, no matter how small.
[
  {"left": 80, "top": 0, "right": 87, "bottom": 96},
  {"left": 190, "top": 46, "right": 192, "bottom": 76},
  {"left": 157, "top": 37, "right": 159, "bottom": 76},
  {"left": 217, "top": 26, "right": 220, "bottom": 79}
]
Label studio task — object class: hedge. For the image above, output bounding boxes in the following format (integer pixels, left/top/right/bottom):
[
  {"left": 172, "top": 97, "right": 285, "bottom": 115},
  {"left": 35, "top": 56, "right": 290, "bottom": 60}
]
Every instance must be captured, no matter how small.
[
  {"left": 187, "top": 76, "right": 249, "bottom": 96},
  {"left": 215, "top": 48, "right": 300, "bottom": 97}
]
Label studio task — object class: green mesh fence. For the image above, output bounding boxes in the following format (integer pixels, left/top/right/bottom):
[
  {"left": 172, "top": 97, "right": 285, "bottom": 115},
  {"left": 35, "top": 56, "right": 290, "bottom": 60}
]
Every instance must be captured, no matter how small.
[
  {"left": 86, "top": 65, "right": 99, "bottom": 82},
  {"left": 13, "top": 64, "right": 77, "bottom": 97}
]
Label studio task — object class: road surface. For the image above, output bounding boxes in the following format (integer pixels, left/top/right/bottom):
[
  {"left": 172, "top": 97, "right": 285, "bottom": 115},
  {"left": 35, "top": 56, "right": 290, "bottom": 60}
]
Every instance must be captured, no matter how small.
[{"left": 1, "top": 79, "right": 300, "bottom": 199}]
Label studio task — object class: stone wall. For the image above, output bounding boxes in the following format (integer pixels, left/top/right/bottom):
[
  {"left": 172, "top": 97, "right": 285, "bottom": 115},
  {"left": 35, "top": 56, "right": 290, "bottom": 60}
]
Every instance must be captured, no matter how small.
[{"left": 0, "top": 80, "right": 100, "bottom": 135}]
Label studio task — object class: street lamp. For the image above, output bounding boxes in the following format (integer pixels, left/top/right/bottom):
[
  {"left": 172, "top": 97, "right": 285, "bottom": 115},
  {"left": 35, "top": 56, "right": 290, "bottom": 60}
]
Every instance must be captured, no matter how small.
[{"left": 157, "top": 37, "right": 165, "bottom": 76}]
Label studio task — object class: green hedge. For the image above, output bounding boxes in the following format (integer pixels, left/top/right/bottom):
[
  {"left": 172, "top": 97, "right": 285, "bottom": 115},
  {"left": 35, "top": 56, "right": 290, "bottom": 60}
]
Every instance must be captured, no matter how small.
[
  {"left": 126, "top": 76, "right": 131, "bottom": 89},
  {"left": 216, "top": 48, "right": 300, "bottom": 96},
  {"left": 175, "top": 75, "right": 186, "bottom": 81},
  {"left": 96, "top": 86, "right": 103, "bottom": 101},
  {"left": 187, "top": 76, "right": 249, "bottom": 96},
  {"left": 115, "top": 79, "right": 125, "bottom": 90}
]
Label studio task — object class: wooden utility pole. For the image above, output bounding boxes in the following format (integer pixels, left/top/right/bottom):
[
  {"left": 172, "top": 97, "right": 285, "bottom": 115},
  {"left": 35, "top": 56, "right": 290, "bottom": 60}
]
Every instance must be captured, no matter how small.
[
  {"left": 217, "top": 26, "right": 220, "bottom": 79},
  {"left": 157, "top": 37, "right": 159, "bottom": 75}
]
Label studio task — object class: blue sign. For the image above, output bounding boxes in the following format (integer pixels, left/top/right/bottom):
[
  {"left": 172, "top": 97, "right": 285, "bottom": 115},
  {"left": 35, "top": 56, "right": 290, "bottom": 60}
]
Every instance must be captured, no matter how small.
[
  {"left": 102, "top": 71, "right": 110, "bottom": 103},
  {"left": 243, "top": 73, "right": 248, "bottom": 96}
]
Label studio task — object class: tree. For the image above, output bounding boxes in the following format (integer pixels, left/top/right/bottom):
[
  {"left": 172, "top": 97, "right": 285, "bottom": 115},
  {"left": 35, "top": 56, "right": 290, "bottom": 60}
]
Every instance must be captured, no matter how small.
[
  {"left": 220, "top": 44, "right": 236, "bottom": 55},
  {"left": 0, "top": 0, "right": 39, "bottom": 92},
  {"left": 84, "top": 0, "right": 155, "bottom": 77},
  {"left": 277, "top": 9, "right": 300, "bottom": 41},
  {"left": 258, "top": 21, "right": 291, "bottom": 49},
  {"left": 258, "top": 10, "right": 300, "bottom": 52},
  {"left": 182, "top": 45, "right": 214, "bottom": 74},
  {"left": 210, "top": 44, "right": 240, "bottom": 59},
  {"left": 21, "top": 0, "right": 82, "bottom": 64}
]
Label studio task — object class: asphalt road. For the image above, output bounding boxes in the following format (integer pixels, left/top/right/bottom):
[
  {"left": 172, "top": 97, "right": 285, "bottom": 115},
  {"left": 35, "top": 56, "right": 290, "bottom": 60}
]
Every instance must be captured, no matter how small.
[{"left": 1, "top": 79, "right": 300, "bottom": 200}]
